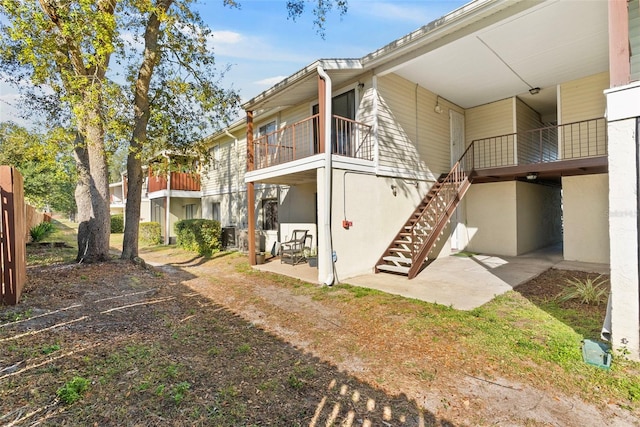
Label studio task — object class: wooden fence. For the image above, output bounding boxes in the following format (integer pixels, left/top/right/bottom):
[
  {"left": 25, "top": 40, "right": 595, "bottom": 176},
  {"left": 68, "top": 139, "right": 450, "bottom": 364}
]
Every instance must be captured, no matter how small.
[{"left": 1, "top": 166, "right": 27, "bottom": 305}]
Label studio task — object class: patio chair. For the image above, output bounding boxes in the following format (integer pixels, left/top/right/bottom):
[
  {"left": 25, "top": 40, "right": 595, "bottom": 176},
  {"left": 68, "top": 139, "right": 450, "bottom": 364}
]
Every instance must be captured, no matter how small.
[{"left": 280, "top": 229, "right": 308, "bottom": 265}]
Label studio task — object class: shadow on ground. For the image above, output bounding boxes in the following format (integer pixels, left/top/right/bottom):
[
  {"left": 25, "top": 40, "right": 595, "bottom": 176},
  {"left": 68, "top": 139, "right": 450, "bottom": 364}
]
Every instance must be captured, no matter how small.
[{"left": 1, "top": 258, "right": 455, "bottom": 426}]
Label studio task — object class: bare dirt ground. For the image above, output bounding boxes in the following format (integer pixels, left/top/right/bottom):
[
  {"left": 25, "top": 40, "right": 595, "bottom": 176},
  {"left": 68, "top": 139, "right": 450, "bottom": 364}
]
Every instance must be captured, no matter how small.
[{"left": 1, "top": 247, "right": 638, "bottom": 426}]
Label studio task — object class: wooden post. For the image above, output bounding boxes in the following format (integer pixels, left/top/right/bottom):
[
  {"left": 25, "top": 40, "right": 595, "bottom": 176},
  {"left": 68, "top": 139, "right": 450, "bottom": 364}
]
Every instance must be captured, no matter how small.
[
  {"left": 246, "top": 111, "right": 256, "bottom": 265},
  {"left": 0, "top": 166, "right": 26, "bottom": 305},
  {"left": 608, "top": 0, "right": 631, "bottom": 87}
]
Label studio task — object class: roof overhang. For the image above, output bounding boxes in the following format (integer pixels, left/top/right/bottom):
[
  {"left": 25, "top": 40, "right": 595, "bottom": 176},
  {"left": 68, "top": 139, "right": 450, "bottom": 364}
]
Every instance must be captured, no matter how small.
[
  {"left": 242, "top": 0, "right": 609, "bottom": 120},
  {"left": 242, "top": 59, "right": 363, "bottom": 112}
]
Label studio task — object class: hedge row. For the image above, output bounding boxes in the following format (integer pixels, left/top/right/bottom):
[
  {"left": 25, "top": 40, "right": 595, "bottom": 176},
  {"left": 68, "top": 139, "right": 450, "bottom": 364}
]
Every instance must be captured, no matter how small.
[{"left": 174, "top": 219, "right": 221, "bottom": 256}]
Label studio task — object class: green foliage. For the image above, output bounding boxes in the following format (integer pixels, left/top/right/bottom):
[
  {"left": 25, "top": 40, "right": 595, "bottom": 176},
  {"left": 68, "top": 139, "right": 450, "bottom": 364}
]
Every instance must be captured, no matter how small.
[
  {"left": 139, "top": 222, "right": 162, "bottom": 245},
  {"left": 30, "top": 221, "right": 54, "bottom": 242},
  {"left": 557, "top": 275, "right": 609, "bottom": 306},
  {"left": 57, "top": 376, "right": 90, "bottom": 405},
  {"left": 42, "top": 343, "right": 61, "bottom": 355},
  {"left": 0, "top": 123, "right": 76, "bottom": 213},
  {"left": 175, "top": 219, "right": 221, "bottom": 256},
  {"left": 172, "top": 381, "right": 191, "bottom": 405},
  {"left": 110, "top": 214, "right": 124, "bottom": 233}
]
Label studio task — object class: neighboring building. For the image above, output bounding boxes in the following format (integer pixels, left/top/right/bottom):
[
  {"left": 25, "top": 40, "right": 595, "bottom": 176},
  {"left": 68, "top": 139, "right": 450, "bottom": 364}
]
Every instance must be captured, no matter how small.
[
  {"left": 203, "top": 0, "right": 639, "bottom": 359},
  {"left": 147, "top": 154, "right": 201, "bottom": 245},
  {"left": 109, "top": 179, "right": 126, "bottom": 217},
  {"left": 108, "top": 172, "right": 151, "bottom": 223}
]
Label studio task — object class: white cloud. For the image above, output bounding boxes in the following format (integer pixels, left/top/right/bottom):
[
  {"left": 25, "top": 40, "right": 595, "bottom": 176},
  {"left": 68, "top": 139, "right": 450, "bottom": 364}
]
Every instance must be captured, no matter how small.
[
  {"left": 254, "top": 76, "right": 288, "bottom": 86},
  {"left": 352, "top": 0, "right": 438, "bottom": 25}
]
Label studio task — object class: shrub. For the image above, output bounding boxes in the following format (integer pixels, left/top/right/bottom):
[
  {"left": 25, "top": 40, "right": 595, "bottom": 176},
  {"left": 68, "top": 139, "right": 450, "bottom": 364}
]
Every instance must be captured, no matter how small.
[
  {"left": 557, "top": 274, "right": 609, "bottom": 306},
  {"left": 57, "top": 376, "right": 90, "bottom": 405},
  {"left": 110, "top": 214, "right": 124, "bottom": 233},
  {"left": 29, "top": 221, "right": 54, "bottom": 242},
  {"left": 174, "top": 219, "right": 221, "bottom": 256},
  {"left": 139, "top": 222, "right": 162, "bottom": 245}
]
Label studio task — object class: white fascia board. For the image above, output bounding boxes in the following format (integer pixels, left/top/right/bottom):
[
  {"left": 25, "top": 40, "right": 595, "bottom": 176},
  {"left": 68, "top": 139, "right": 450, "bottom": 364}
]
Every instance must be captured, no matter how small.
[
  {"left": 331, "top": 157, "right": 376, "bottom": 173},
  {"left": 242, "top": 59, "right": 363, "bottom": 111},
  {"left": 605, "top": 81, "right": 640, "bottom": 122},
  {"left": 147, "top": 190, "right": 202, "bottom": 199},
  {"left": 169, "top": 190, "right": 202, "bottom": 198},
  {"left": 245, "top": 155, "right": 325, "bottom": 183},
  {"left": 147, "top": 190, "right": 168, "bottom": 200}
]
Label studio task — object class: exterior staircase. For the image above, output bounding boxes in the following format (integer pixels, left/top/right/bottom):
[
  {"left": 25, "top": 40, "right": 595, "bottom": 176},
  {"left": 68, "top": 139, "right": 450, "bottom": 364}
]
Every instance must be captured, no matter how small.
[{"left": 375, "top": 159, "right": 473, "bottom": 279}]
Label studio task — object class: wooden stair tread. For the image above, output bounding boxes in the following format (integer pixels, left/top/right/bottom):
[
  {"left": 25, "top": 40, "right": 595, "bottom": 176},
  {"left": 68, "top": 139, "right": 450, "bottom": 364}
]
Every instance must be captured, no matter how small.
[
  {"left": 382, "top": 256, "right": 412, "bottom": 264},
  {"left": 376, "top": 264, "right": 410, "bottom": 274}
]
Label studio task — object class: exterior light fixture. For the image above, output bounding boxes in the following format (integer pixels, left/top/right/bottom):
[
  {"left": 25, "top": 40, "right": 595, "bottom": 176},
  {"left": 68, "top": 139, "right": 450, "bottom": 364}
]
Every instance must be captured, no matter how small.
[
  {"left": 391, "top": 184, "right": 397, "bottom": 196},
  {"left": 529, "top": 87, "right": 540, "bottom": 95},
  {"left": 526, "top": 172, "right": 538, "bottom": 180},
  {"left": 434, "top": 95, "right": 443, "bottom": 114}
]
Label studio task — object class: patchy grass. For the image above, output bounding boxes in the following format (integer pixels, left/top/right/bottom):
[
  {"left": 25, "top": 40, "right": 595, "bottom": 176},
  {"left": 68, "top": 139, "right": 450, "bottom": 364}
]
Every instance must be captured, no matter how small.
[{"left": 3, "top": 241, "right": 639, "bottom": 425}]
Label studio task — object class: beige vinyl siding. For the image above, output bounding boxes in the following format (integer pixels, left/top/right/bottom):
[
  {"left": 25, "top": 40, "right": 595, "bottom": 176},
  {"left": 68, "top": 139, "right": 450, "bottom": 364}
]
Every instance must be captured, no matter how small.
[
  {"left": 631, "top": 0, "right": 640, "bottom": 81},
  {"left": 559, "top": 72, "right": 608, "bottom": 159},
  {"left": 465, "top": 98, "right": 514, "bottom": 168},
  {"left": 515, "top": 98, "right": 553, "bottom": 163},
  {"left": 376, "top": 74, "right": 459, "bottom": 177},
  {"left": 202, "top": 133, "right": 246, "bottom": 198}
]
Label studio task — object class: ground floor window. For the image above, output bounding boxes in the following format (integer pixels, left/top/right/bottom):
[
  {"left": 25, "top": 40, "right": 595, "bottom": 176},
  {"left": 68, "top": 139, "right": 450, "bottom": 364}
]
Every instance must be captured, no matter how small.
[
  {"left": 185, "top": 204, "right": 196, "bottom": 220},
  {"left": 262, "top": 199, "right": 278, "bottom": 231},
  {"left": 211, "top": 202, "right": 221, "bottom": 222}
]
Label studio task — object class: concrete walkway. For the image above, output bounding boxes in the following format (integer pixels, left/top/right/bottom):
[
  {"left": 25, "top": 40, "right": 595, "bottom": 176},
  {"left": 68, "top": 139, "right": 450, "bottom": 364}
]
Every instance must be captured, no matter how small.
[{"left": 255, "top": 247, "right": 609, "bottom": 311}]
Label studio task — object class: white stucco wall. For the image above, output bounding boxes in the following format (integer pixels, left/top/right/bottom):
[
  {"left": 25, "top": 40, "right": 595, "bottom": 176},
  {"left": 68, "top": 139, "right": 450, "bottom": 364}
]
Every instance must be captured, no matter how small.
[
  {"left": 562, "top": 174, "right": 610, "bottom": 263},
  {"left": 516, "top": 181, "right": 562, "bottom": 255},
  {"left": 329, "top": 168, "right": 437, "bottom": 280},
  {"left": 465, "top": 182, "right": 518, "bottom": 256},
  {"left": 606, "top": 81, "right": 640, "bottom": 360}
]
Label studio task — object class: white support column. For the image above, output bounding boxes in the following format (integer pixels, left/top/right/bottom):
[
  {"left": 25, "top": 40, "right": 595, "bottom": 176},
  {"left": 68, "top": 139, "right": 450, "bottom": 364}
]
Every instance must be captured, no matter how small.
[{"left": 606, "top": 81, "right": 640, "bottom": 360}]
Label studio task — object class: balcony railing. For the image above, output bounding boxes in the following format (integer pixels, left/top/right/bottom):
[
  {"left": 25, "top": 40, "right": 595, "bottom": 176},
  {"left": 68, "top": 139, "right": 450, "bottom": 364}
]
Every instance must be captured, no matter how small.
[
  {"left": 470, "top": 117, "right": 607, "bottom": 169},
  {"left": 253, "top": 114, "right": 373, "bottom": 170},
  {"left": 148, "top": 171, "right": 201, "bottom": 193}
]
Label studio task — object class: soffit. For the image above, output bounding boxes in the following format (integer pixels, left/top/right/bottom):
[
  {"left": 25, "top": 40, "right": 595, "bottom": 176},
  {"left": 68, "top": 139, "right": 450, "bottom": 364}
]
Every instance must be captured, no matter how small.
[{"left": 385, "top": 0, "right": 609, "bottom": 113}]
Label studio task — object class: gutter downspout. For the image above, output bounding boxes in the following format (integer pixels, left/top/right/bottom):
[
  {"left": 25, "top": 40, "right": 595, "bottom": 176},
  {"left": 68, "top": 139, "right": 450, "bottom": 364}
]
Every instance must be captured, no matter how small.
[
  {"left": 317, "top": 66, "right": 335, "bottom": 286},
  {"left": 164, "top": 153, "right": 171, "bottom": 245},
  {"left": 224, "top": 130, "right": 240, "bottom": 226}
]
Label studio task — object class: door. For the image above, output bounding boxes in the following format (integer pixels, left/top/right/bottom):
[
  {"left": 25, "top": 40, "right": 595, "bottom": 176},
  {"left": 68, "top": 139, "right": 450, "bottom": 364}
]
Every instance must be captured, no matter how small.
[{"left": 449, "top": 110, "right": 466, "bottom": 250}]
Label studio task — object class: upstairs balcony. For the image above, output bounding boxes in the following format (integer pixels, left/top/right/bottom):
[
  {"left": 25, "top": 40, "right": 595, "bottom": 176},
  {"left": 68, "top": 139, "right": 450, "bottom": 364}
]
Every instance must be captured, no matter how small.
[
  {"left": 147, "top": 170, "right": 201, "bottom": 193},
  {"left": 252, "top": 114, "right": 373, "bottom": 170},
  {"left": 466, "top": 117, "right": 608, "bottom": 182}
]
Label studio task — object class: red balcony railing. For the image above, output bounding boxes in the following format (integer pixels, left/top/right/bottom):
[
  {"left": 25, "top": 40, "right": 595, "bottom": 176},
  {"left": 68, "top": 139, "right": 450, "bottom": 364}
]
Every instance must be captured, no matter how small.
[
  {"left": 147, "top": 171, "right": 200, "bottom": 193},
  {"left": 253, "top": 114, "right": 373, "bottom": 170}
]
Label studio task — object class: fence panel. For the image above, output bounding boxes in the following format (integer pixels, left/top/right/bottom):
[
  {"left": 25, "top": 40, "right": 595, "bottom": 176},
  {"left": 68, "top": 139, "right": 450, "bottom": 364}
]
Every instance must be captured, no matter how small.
[{"left": 1, "top": 166, "right": 27, "bottom": 305}]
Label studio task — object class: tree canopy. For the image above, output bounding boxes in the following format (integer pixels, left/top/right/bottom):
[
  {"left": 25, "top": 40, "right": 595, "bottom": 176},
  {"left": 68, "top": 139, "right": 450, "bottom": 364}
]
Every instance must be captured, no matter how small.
[
  {"left": 0, "top": 122, "right": 76, "bottom": 214},
  {"left": 0, "top": 0, "right": 349, "bottom": 261}
]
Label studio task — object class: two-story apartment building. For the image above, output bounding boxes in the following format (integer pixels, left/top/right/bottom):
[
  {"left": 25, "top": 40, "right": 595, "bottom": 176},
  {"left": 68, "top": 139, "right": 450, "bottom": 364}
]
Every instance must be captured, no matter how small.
[{"left": 203, "top": 0, "right": 639, "bottom": 359}]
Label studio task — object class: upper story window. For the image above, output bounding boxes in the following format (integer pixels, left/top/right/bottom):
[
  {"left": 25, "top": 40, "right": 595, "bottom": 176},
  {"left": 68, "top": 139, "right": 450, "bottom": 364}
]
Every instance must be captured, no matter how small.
[
  {"left": 258, "top": 121, "right": 277, "bottom": 152},
  {"left": 313, "top": 89, "right": 356, "bottom": 155}
]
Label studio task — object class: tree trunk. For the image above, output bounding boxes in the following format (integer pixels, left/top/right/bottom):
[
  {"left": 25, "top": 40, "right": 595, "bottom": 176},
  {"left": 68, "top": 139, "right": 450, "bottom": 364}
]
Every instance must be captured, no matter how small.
[
  {"left": 122, "top": 149, "right": 142, "bottom": 259},
  {"left": 74, "top": 134, "right": 93, "bottom": 262},
  {"left": 122, "top": 0, "right": 173, "bottom": 260},
  {"left": 75, "top": 107, "right": 111, "bottom": 263}
]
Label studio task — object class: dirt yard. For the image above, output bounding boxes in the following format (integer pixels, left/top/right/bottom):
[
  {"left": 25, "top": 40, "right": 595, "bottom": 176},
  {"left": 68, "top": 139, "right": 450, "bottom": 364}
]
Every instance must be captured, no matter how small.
[{"left": 1, "top": 246, "right": 638, "bottom": 426}]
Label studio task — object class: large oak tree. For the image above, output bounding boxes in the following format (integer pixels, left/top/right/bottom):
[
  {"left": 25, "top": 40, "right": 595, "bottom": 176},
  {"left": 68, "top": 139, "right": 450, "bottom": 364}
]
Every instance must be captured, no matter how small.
[{"left": 1, "top": 0, "right": 348, "bottom": 262}]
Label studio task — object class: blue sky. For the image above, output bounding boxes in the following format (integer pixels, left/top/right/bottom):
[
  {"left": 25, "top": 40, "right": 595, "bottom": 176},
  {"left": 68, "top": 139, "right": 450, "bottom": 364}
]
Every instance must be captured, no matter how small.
[
  {"left": 198, "top": 0, "right": 467, "bottom": 102},
  {"left": 0, "top": 0, "right": 467, "bottom": 127}
]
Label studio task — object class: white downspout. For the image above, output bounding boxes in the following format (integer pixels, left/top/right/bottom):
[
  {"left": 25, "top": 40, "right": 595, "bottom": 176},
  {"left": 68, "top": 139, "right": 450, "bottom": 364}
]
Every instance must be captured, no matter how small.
[
  {"left": 224, "top": 130, "right": 239, "bottom": 226},
  {"left": 317, "top": 66, "right": 335, "bottom": 286},
  {"left": 164, "top": 153, "right": 171, "bottom": 245}
]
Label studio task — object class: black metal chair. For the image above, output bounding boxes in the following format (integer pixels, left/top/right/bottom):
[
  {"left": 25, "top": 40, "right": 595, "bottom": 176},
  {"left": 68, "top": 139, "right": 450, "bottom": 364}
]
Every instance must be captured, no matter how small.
[{"left": 280, "top": 230, "right": 308, "bottom": 265}]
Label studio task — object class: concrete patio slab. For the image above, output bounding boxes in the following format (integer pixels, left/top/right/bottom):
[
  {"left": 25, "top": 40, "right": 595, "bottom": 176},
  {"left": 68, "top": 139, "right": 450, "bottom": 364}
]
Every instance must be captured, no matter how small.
[{"left": 253, "top": 247, "right": 609, "bottom": 311}]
